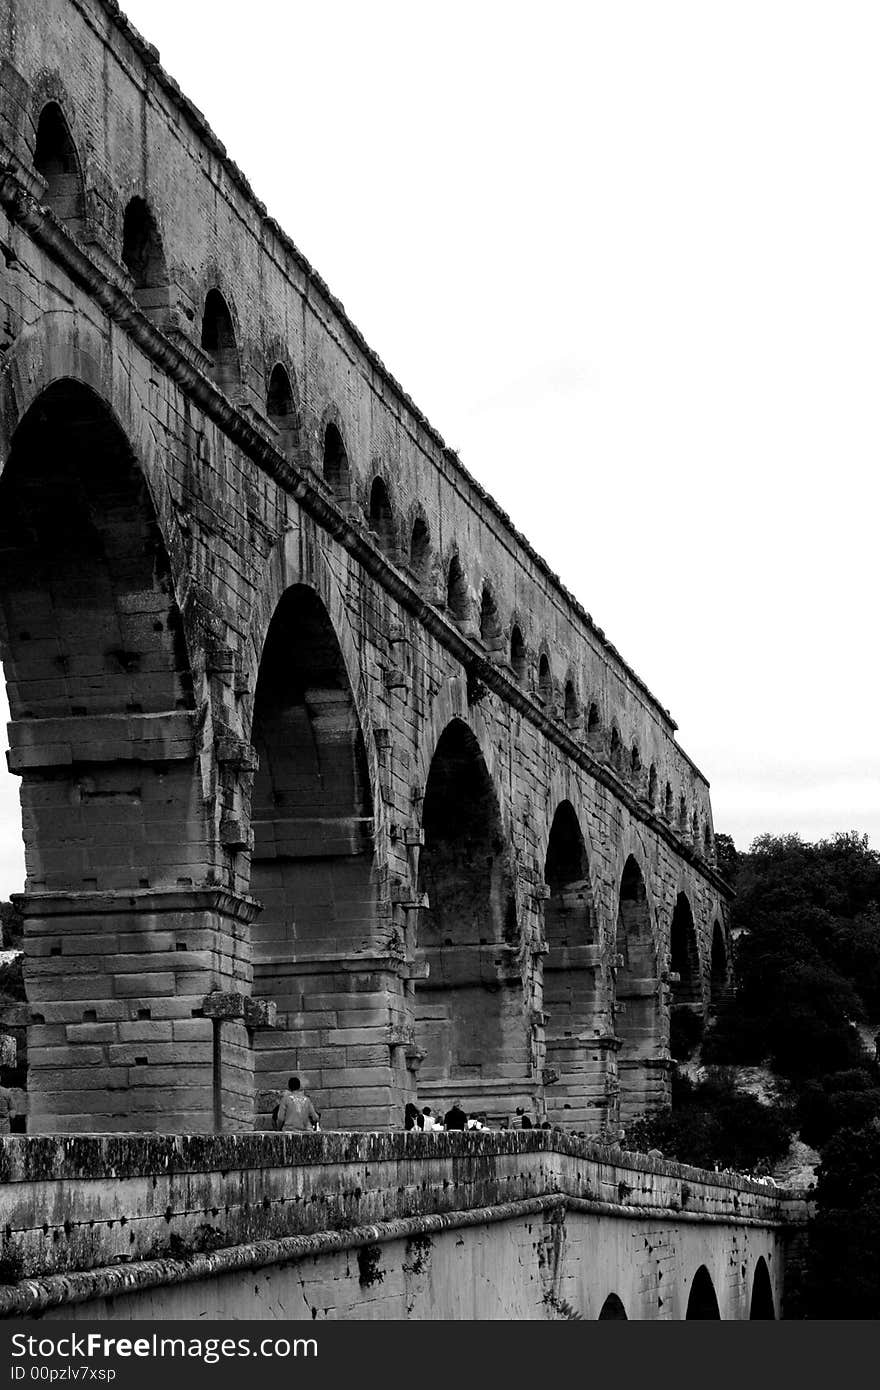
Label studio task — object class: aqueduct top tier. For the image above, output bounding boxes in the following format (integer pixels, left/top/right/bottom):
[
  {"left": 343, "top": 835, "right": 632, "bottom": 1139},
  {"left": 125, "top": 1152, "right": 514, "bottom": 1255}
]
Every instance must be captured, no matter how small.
[{"left": 0, "top": 0, "right": 732, "bottom": 1136}]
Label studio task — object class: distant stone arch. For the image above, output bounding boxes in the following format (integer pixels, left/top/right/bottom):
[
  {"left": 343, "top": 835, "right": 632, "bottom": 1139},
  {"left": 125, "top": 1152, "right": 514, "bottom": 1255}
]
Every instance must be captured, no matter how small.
[
  {"left": 122, "top": 196, "right": 169, "bottom": 314},
  {"left": 543, "top": 801, "right": 599, "bottom": 1128},
  {"left": 201, "top": 288, "right": 240, "bottom": 396},
  {"left": 322, "top": 420, "right": 351, "bottom": 502},
  {"left": 445, "top": 553, "right": 470, "bottom": 626},
  {"left": 598, "top": 1292, "right": 628, "bottom": 1320},
  {"left": 33, "top": 101, "right": 84, "bottom": 233},
  {"left": 414, "top": 718, "right": 525, "bottom": 1119},
  {"left": 409, "top": 515, "right": 431, "bottom": 584},
  {"left": 669, "top": 892, "right": 704, "bottom": 1061},
  {"left": 266, "top": 362, "right": 299, "bottom": 457},
  {"left": 614, "top": 856, "right": 664, "bottom": 1123},
  {"left": 509, "top": 624, "right": 526, "bottom": 683},
  {"left": 248, "top": 583, "right": 378, "bottom": 1129},
  {"left": 368, "top": 476, "right": 397, "bottom": 556},
  {"left": 710, "top": 920, "right": 729, "bottom": 1004},
  {"left": 686, "top": 1265, "right": 721, "bottom": 1319},
  {"left": 749, "top": 1257, "right": 775, "bottom": 1319}
]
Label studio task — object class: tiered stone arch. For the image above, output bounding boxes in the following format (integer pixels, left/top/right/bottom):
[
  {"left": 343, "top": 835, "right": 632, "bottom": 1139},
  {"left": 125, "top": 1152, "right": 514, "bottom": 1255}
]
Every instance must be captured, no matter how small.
[
  {"left": 612, "top": 849, "right": 668, "bottom": 1125},
  {"left": 0, "top": 322, "right": 254, "bottom": 1134},
  {"left": 241, "top": 533, "right": 397, "bottom": 1130},
  {"left": 536, "top": 772, "right": 603, "bottom": 1128},
  {"left": 411, "top": 697, "right": 528, "bottom": 1122}
]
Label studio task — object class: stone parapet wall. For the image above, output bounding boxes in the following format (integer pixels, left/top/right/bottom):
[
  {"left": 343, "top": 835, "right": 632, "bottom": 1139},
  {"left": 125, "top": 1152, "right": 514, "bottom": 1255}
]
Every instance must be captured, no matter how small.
[{"left": 0, "top": 1131, "right": 806, "bottom": 1285}]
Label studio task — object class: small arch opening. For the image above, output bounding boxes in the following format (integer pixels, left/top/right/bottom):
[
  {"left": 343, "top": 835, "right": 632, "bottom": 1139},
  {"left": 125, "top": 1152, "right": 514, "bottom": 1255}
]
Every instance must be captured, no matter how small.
[
  {"left": 648, "top": 763, "right": 658, "bottom": 806},
  {"left": 368, "top": 477, "right": 396, "bottom": 556},
  {"left": 409, "top": 517, "right": 431, "bottom": 584},
  {"left": 703, "top": 822, "right": 714, "bottom": 859},
  {"left": 122, "top": 197, "right": 168, "bottom": 309},
  {"left": 686, "top": 1266, "right": 721, "bottom": 1319},
  {"left": 749, "top": 1258, "right": 775, "bottom": 1319},
  {"left": 587, "top": 702, "right": 601, "bottom": 739},
  {"left": 266, "top": 364, "right": 298, "bottom": 456},
  {"left": 538, "top": 654, "right": 553, "bottom": 707},
  {"left": 34, "top": 102, "right": 85, "bottom": 231},
  {"left": 564, "top": 679, "right": 579, "bottom": 727},
  {"left": 322, "top": 422, "right": 351, "bottom": 502},
  {"left": 201, "top": 289, "right": 240, "bottom": 396},
  {"left": 479, "top": 584, "right": 502, "bottom": 648},
  {"left": 610, "top": 724, "right": 623, "bottom": 772},
  {"left": 598, "top": 1293, "right": 628, "bottom": 1320},
  {"left": 678, "top": 794, "right": 688, "bottom": 832},
  {"left": 664, "top": 782, "right": 673, "bottom": 820},
  {"left": 446, "top": 555, "right": 470, "bottom": 625},
  {"left": 630, "top": 742, "right": 642, "bottom": 783},
  {"left": 510, "top": 625, "right": 526, "bottom": 683}
]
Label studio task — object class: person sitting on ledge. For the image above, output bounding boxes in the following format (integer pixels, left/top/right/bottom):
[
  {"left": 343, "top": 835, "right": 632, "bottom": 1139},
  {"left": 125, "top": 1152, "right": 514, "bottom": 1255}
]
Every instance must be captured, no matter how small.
[
  {"left": 404, "top": 1102, "right": 423, "bottom": 1131},
  {"left": 515, "top": 1106, "right": 532, "bottom": 1130},
  {"left": 274, "top": 1075, "right": 320, "bottom": 1132},
  {"left": 444, "top": 1099, "right": 467, "bottom": 1131},
  {"left": 421, "top": 1106, "right": 441, "bottom": 1132}
]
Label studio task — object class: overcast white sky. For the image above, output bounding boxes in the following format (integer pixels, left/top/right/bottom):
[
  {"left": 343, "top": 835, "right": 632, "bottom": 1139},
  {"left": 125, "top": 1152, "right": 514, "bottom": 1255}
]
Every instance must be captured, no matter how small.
[{"left": 1, "top": 0, "right": 878, "bottom": 897}]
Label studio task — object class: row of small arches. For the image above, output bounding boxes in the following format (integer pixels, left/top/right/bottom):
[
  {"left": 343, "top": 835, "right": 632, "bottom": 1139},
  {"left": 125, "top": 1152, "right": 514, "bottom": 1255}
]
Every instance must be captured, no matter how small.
[
  {"left": 30, "top": 100, "right": 711, "bottom": 856},
  {"left": 596, "top": 1259, "right": 775, "bottom": 1319}
]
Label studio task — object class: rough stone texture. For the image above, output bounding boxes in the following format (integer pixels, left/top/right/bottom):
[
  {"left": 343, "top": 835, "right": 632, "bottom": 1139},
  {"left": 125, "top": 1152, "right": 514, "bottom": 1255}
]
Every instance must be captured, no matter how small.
[
  {"left": 1, "top": 0, "right": 732, "bottom": 1136},
  {"left": 0, "top": 1133, "right": 805, "bottom": 1320}
]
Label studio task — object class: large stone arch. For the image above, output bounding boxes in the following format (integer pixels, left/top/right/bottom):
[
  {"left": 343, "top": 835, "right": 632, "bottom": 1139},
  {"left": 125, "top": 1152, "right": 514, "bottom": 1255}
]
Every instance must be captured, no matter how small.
[
  {"left": 749, "top": 1256, "right": 775, "bottom": 1319},
  {"left": 613, "top": 852, "right": 668, "bottom": 1125},
  {"left": 413, "top": 715, "right": 528, "bottom": 1122},
  {"left": 541, "top": 799, "right": 602, "bottom": 1129},
  {"left": 0, "top": 367, "right": 251, "bottom": 1134},
  {"left": 246, "top": 580, "right": 382, "bottom": 1130},
  {"left": 668, "top": 890, "right": 705, "bottom": 1062}
]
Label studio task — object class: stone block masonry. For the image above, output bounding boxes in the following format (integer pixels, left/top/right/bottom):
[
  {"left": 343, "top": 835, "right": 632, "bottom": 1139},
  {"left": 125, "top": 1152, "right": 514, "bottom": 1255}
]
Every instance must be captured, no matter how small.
[
  {"left": 0, "top": 1132, "right": 807, "bottom": 1320},
  {"left": 1, "top": 0, "right": 731, "bottom": 1135}
]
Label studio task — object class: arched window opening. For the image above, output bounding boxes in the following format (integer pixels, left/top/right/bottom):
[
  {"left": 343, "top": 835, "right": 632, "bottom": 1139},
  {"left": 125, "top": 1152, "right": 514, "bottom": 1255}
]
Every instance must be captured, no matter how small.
[
  {"left": 0, "top": 381, "right": 199, "bottom": 1132},
  {"left": 368, "top": 477, "right": 396, "bottom": 556},
  {"left": 749, "top": 1258, "right": 775, "bottom": 1319},
  {"left": 249, "top": 585, "right": 376, "bottom": 1130},
  {"left": 34, "top": 102, "right": 84, "bottom": 231},
  {"left": 710, "top": 921, "right": 729, "bottom": 1005},
  {"left": 538, "top": 654, "right": 553, "bottom": 707},
  {"left": 409, "top": 517, "right": 431, "bottom": 584},
  {"left": 648, "top": 764, "right": 658, "bottom": 806},
  {"left": 415, "top": 720, "right": 524, "bottom": 1116},
  {"left": 670, "top": 893, "right": 704, "bottom": 1061},
  {"left": 610, "top": 724, "right": 623, "bottom": 772},
  {"left": 692, "top": 809, "right": 700, "bottom": 842},
  {"left": 703, "top": 822, "right": 714, "bottom": 860},
  {"left": 122, "top": 197, "right": 168, "bottom": 309},
  {"left": 587, "top": 702, "right": 601, "bottom": 739},
  {"left": 678, "top": 794, "right": 688, "bottom": 832},
  {"left": 510, "top": 625, "right": 526, "bottom": 682},
  {"left": 266, "top": 364, "right": 298, "bottom": 456},
  {"left": 664, "top": 782, "right": 673, "bottom": 820},
  {"left": 322, "top": 422, "right": 351, "bottom": 501},
  {"left": 686, "top": 1266, "right": 721, "bottom": 1319},
  {"left": 446, "top": 554, "right": 470, "bottom": 625},
  {"left": 479, "top": 585, "right": 502, "bottom": 650},
  {"left": 615, "top": 857, "right": 664, "bottom": 1123},
  {"left": 564, "top": 680, "right": 579, "bottom": 728},
  {"left": 598, "top": 1293, "right": 628, "bottom": 1321},
  {"left": 200, "top": 289, "right": 240, "bottom": 396},
  {"left": 544, "top": 802, "right": 598, "bottom": 1129},
  {"left": 630, "top": 742, "right": 642, "bottom": 782}
]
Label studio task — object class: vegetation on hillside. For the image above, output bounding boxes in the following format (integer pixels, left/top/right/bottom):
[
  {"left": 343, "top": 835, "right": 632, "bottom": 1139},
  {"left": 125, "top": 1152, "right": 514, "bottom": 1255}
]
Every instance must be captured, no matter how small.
[{"left": 630, "top": 832, "right": 880, "bottom": 1317}]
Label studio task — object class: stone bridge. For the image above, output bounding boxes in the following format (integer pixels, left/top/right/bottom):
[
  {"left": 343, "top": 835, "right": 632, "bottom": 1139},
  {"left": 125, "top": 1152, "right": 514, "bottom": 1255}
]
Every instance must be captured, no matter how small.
[
  {"left": 0, "top": 0, "right": 732, "bottom": 1141},
  {"left": 0, "top": 1133, "right": 805, "bottom": 1321}
]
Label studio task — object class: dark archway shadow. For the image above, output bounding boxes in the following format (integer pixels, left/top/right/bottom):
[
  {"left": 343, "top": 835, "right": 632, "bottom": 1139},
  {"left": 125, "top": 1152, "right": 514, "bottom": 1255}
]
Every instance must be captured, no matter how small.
[
  {"left": 750, "top": 1257, "right": 775, "bottom": 1319},
  {"left": 686, "top": 1265, "right": 721, "bottom": 1319},
  {"left": 598, "top": 1292, "right": 628, "bottom": 1320}
]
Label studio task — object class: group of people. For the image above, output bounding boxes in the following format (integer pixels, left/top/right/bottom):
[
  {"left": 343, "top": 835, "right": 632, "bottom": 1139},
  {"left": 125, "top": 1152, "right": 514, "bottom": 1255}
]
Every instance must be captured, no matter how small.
[
  {"left": 404, "top": 1101, "right": 558, "bottom": 1133},
  {"left": 404, "top": 1101, "right": 488, "bottom": 1132}
]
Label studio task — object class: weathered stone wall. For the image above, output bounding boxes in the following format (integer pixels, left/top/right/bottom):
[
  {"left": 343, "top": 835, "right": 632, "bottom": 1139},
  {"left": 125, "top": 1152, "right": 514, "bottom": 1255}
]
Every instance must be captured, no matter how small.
[
  {"left": 0, "top": 1133, "right": 804, "bottom": 1320},
  {"left": 0, "top": 0, "right": 732, "bottom": 1136}
]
